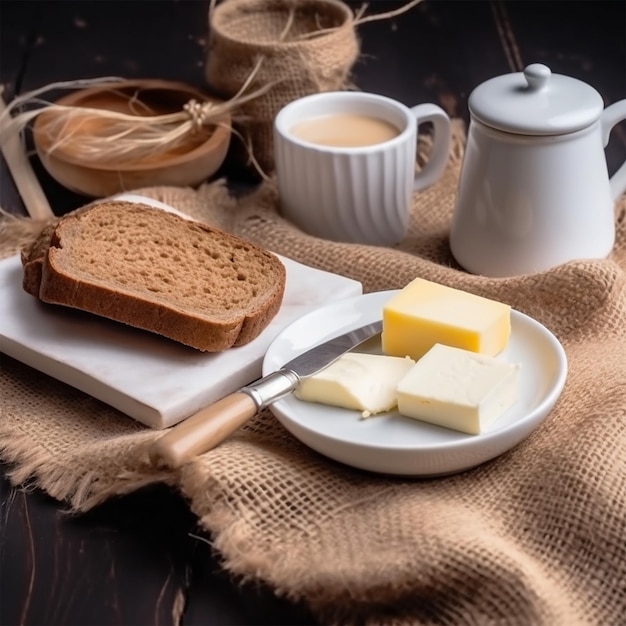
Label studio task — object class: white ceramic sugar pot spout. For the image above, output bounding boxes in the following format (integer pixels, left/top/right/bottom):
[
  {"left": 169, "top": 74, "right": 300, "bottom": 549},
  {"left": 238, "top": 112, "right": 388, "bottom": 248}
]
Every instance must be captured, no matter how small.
[{"left": 450, "top": 63, "right": 626, "bottom": 277}]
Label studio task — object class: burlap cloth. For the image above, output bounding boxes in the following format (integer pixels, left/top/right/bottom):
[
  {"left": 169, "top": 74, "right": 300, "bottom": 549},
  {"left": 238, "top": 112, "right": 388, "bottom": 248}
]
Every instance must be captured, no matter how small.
[{"left": 2, "top": 123, "right": 625, "bottom": 625}]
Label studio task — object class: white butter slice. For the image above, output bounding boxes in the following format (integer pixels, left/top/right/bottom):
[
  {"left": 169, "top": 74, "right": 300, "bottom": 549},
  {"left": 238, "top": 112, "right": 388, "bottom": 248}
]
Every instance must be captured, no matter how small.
[
  {"left": 295, "top": 352, "right": 415, "bottom": 416},
  {"left": 397, "top": 343, "right": 521, "bottom": 435}
]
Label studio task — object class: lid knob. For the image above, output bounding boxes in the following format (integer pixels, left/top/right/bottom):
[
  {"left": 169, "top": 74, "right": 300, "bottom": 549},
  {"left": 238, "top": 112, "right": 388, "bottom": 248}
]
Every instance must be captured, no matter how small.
[{"left": 524, "top": 64, "right": 551, "bottom": 91}]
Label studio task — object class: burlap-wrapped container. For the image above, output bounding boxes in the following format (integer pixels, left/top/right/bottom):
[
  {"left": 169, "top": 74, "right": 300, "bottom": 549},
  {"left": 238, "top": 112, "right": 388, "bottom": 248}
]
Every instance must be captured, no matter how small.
[{"left": 205, "top": 0, "right": 360, "bottom": 174}]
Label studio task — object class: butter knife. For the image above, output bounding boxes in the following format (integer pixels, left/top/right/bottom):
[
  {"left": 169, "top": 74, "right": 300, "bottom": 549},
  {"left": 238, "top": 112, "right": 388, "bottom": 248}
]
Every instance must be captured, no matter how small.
[{"left": 148, "top": 320, "right": 383, "bottom": 470}]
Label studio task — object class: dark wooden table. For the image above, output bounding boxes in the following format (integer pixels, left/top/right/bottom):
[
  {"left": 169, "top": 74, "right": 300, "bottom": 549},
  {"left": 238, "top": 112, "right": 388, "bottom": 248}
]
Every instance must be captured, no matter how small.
[{"left": 1, "top": 2, "right": 624, "bottom": 624}]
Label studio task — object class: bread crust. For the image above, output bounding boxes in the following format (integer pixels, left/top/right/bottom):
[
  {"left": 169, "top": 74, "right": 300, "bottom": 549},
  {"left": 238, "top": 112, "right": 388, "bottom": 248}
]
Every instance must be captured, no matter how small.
[
  {"left": 26, "top": 202, "right": 286, "bottom": 352},
  {"left": 21, "top": 220, "right": 59, "bottom": 296},
  {"left": 21, "top": 205, "right": 92, "bottom": 296}
]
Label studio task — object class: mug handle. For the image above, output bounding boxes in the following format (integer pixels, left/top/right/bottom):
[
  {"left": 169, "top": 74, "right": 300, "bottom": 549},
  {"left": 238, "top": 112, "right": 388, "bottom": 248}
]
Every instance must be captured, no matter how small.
[
  {"left": 601, "top": 99, "right": 626, "bottom": 200},
  {"left": 410, "top": 103, "right": 452, "bottom": 192}
]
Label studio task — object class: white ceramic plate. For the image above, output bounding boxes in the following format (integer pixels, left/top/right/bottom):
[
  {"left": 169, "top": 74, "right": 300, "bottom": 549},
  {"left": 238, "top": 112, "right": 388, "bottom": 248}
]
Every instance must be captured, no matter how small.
[{"left": 262, "top": 291, "right": 568, "bottom": 476}]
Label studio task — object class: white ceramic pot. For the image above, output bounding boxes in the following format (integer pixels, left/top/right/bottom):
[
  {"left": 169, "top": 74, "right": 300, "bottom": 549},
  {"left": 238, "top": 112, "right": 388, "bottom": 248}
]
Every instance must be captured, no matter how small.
[{"left": 450, "top": 63, "right": 626, "bottom": 277}]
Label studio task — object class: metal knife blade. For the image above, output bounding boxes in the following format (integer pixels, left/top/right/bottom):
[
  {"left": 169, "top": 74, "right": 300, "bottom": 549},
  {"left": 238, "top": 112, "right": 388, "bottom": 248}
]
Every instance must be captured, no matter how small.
[
  {"left": 148, "top": 319, "right": 383, "bottom": 469},
  {"left": 278, "top": 319, "right": 383, "bottom": 379}
]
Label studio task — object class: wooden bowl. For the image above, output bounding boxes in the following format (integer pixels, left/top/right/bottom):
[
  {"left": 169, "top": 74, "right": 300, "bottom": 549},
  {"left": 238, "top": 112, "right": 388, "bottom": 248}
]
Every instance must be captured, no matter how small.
[{"left": 32, "top": 79, "right": 232, "bottom": 197}]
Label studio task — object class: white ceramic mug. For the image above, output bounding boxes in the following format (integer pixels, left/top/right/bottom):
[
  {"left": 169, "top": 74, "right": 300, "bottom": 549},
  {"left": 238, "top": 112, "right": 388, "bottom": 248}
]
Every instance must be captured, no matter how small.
[{"left": 274, "top": 91, "right": 451, "bottom": 246}]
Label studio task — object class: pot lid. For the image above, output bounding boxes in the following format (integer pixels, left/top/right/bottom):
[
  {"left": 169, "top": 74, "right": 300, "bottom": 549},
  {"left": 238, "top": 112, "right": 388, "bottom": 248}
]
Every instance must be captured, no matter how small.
[{"left": 468, "top": 63, "right": 604, "bottom": 135}]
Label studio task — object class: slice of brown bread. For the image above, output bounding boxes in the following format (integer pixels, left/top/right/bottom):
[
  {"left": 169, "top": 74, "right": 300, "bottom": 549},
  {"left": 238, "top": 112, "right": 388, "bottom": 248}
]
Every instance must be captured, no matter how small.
[
  {"left": 21, "top": 219, "right": 58, "bottom": 296},
  {"left": 27, "top": 201, "right": 286, "bottom": 352},
  {"left": 21, "top": 204, "right": 93, "bottom": 296}
]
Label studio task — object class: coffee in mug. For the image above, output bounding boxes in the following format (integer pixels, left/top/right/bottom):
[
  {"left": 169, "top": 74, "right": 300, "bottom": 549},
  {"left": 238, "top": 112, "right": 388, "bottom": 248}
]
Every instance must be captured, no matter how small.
[
  {"left": 274, "top": 91, "right": 452, "bottom": 246},
  {"left": 290, "top": 113, "right": 401, "bottom": 148}
]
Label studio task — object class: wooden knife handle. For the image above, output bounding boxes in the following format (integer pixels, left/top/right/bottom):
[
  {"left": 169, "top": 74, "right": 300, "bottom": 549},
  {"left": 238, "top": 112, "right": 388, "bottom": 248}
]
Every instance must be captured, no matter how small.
[{"left": 148, "top": 392, "right": 257, "bottom": 470}]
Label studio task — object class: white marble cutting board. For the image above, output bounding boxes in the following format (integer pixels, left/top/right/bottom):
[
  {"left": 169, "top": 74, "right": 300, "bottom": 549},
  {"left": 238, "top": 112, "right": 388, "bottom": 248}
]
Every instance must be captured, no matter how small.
[{"left": 0, "top": 198, "right": 362, "bottom": 429}]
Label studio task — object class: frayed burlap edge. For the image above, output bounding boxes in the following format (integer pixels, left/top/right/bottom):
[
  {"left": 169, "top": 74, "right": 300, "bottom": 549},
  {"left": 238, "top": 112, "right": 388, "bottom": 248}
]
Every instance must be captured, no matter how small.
[{"left": 0, "top": 437, "right": 174, "bottom": 512}]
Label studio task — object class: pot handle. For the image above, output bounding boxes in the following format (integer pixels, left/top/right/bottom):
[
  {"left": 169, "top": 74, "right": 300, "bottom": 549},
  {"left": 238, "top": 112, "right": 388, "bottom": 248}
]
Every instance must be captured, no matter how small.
[{"left": 601, "top": 100, "right": 626, "bottom": 200}]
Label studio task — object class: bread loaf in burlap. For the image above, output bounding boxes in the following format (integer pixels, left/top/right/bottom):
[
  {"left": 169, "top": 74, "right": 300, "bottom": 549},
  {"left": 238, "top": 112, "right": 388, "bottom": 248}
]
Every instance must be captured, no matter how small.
[{"left": 205, "top": 0, "right": 359, "bottom": 174}]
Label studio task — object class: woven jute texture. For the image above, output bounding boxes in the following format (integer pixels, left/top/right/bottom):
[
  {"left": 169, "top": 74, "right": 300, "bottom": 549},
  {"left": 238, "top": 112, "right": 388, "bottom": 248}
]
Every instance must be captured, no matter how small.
[
  {"left": 205, "top": 0, "right": 359, "bottom": 173},
  {"left": 1, "top": 123, "right": 626, "bottom": 625}
]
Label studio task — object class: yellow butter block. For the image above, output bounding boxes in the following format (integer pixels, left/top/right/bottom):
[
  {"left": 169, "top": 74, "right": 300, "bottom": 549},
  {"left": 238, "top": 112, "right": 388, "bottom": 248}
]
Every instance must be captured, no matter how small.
[{"left": 382, "top": 278, "right": 511, "bottom": 360}]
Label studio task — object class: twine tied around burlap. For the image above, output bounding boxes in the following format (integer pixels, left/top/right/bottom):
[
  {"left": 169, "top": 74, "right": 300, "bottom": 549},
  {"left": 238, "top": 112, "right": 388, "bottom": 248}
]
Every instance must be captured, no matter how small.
[
  {"left": 1, "top": 125, "right": 626, "bottom": 624},
  {"left": 205, "top": 0, "right": 425, "bottom": 175}
]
